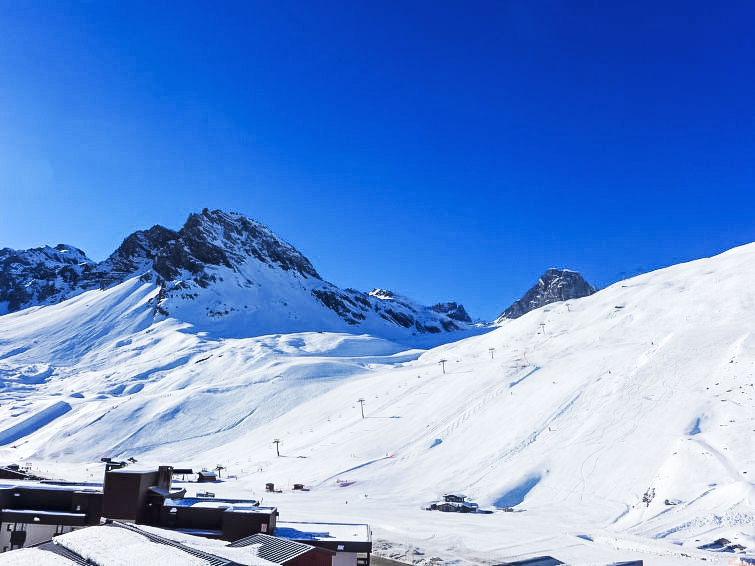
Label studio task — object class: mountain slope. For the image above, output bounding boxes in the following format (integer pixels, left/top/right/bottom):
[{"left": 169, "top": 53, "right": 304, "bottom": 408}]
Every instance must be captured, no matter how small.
[
  {"left": 497, "top": 268, "right": 596, "bottom": 321},
  {"left": 0, "top": 209, "right": 481, "bottom": 342},
  {"left": 0, "top": 243, "right": 752, "bottom": 564}
]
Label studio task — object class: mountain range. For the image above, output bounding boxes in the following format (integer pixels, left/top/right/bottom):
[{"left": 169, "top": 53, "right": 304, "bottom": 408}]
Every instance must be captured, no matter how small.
[
  {"left": 0, "top": 209, "right": 594, "bottom": 342},
  {"left": 0, "top": 213, "right": 751, "bottom": 564}
]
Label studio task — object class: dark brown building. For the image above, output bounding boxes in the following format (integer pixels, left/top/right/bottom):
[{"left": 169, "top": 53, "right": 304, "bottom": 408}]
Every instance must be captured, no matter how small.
[
  {"left": 102, "top": 465, "right": 183, "bottom": 523},
  {"left": 161, "top": 498, "right": 277, "bottom": 540},
  {"left": 0, "top": 484, "right": 102, "bottom": 553},
  {"left": 102, "top": 465, "right": 276, "bottom": 541}
]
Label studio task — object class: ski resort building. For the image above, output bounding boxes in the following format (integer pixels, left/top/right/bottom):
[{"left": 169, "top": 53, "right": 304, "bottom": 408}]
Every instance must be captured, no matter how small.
[
  {"left": 441, "top": 493, "right": 466, "bottom": 503},
  {"left": 0, "top": 465, "right": 371, "bottom": 565},
  {"left": 229, "top": 532, "right": 335, "bottom": 566},
  {"left": 0, "top": 464, "right": 41, "bottom": 481},
  {"left": 275, "top": 521, "right": 372, "bottom": 566},
  {"left": 0, "top": 482, "right": 102, "bottom": 553},
  {"left": 198, "top": 470, "right": 218, "bottom": 482},
  {"left": 0, "top": 521, "right": 345, "bottom": 565},
  {"left": 103, "top": 465, "right": 277, "bottom": 540}
]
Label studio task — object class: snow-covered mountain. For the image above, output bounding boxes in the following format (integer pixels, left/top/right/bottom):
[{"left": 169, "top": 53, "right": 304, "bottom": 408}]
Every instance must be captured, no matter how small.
[
  {"left": 0, "top": 244, "right": 96, "bottom": 315},
  {"left": 0, "top": 234, "right": 752, "bottom": 564},
  {"left": 497, "top": 268, "right": 596, "bottom": 321},
  {"left": 0, "top": 210, "right": 480, "bottom": 341}
]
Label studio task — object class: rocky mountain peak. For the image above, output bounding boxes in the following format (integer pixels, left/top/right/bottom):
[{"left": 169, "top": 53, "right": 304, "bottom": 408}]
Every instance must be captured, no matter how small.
[
  {"left": 369, "top": 288, "right": 396, "bottom": 300},
  {"left": 0, "top": 210, "right": 480, "bottom": 341},
  {"left": 497, "top": 268, "right": 596, "bottom": 321},
  {"left": 432, "top": 302, "right": 472, "bottom": 323},
  {"left": 0, "top": 244, "right": 95, "bottom": 314},
  {"left": 179, "top": 209, "right": 320, "bottom": 279}
]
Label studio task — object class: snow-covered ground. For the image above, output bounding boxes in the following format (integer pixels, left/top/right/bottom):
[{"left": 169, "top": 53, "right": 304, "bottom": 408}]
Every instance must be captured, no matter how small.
[{"left": 0, "top": 244, "right": 753, "bottom": 565}]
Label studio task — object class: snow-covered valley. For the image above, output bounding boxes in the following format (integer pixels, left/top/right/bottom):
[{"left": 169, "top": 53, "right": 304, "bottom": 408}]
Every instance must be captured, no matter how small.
[{"left": 0, "top": 239, "right": 753, "bottom": 565}]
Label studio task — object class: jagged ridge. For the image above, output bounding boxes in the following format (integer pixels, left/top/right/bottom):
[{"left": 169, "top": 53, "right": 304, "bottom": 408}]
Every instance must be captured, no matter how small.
[{"left": 0, "top": 210, "right": 476, "bottom": 340}]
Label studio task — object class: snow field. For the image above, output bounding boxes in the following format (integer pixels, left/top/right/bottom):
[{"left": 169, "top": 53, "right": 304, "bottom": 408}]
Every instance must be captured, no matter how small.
[{"left": 0, "top": 244, "right": 753, "bottom": 564}]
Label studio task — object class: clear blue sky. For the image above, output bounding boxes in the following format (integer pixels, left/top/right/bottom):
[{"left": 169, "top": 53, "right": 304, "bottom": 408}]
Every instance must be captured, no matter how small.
[{"left": 1, "top": 1, "right": 753, "bottom": 320}]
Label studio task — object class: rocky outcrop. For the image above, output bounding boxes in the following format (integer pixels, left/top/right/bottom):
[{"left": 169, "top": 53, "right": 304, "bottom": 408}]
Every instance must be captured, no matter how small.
[
  {"left": 432, "top": 302, "right": 472, "bottom": 323},
  {"left": 497, "top": 269, "right": 595, "bottom": 321},
  {"left": 0, "top": 245, "right": 96, "bottom": 314}
]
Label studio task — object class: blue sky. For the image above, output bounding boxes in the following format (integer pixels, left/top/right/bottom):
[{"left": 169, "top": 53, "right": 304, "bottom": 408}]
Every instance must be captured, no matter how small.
[{"left": 1, "top": 1, "right": 753, "bottom": 320}]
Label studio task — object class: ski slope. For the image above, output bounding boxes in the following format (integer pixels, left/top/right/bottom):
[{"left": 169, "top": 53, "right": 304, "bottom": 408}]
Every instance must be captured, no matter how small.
[{"left": 0, "top": 244, "right": 753, "bottom": 564}]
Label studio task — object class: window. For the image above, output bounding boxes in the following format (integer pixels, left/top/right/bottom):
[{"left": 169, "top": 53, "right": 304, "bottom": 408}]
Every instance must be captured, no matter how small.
[{"left": 54, "top": 524, "right": 66, "bottom": 535}]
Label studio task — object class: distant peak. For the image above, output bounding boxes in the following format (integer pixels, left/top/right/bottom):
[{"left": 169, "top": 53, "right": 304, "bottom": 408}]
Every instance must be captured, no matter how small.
[
  {"left": 369, "top": 288, "right": 396, "bottom": 300},
  {"left": 497, "top": 269, "right": 595, "bottom": 321},
  {"left": 431, "top": 302, "right": 472, "bottom": 323}
]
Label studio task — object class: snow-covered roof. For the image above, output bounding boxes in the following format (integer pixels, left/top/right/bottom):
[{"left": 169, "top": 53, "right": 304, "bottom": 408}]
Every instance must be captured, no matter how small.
[
  {"left": 165, "top": 498, "right": 270, "bottom": 513},
  {"left": 228, "top": 533, "right": 322, "bottom": 563},
  {"left": 53, "top": 524, "right": 218, "bottom": 566},
  {"left": 275, "top": 521, "right": 371, "bottom": 543},
  {"left": 132, "top": 524, "right": 281, "bottom": 566},
  {"left": 0, "top": 548, "right": 78, "bottom": 566}
]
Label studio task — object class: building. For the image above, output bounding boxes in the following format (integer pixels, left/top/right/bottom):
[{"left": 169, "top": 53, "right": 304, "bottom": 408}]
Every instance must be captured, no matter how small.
[
  {"left": 23, "top": 521, "right": 251, "bottom": 565},
  {"left": 0, "top": 483, "right": 102, "bottom": 553},
  {"left": 161, "top": 497, "right": 277, "bottom": 540},
  {"left": 0, "top": 522, "right": 348, "bottom": 566},
  {"left": 275, "top": 521, "right": 372, "bottom": 566},
  {"left": 198, "top": 470, "right": 217, "bottom": 482},
  {"left": 0, "top": 464, "right": 41, "bottom": 481},
  {"left": 229, "top": 532, "right": 334, "bottom": 566},
  {"left": 427, "top": 500, "right": 479, "bottom": 513},
  {"left": 102, "top": 465, "right": 277, "bottom": 541},
  {"left": 102, "top": 465, "right": 185, "bottom": 523},
  {"left": 442, "top": 493, "right": 466, "bottom": 503},
  {"left": 495, "top": 557, "right": 565, "bottom": 566}
]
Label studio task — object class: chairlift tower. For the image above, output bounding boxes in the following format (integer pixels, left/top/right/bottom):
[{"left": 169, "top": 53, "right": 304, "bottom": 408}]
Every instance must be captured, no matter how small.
[
  {"left": 357, "top": 398, "right": 366, "bottom": 419},
  {"left": 273, "top": 439, "right": 281, "bottom": 457},
  {"left": 438, "top": 359, "right": 448, "bottom": 374}
]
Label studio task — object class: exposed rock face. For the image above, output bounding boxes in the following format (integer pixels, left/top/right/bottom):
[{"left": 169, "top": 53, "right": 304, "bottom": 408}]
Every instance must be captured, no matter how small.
[
  {"left": 0, "top": 209, "right": 477, "bottom": 340},
  {"left": 432, "top": 302, "right": 472, "bottom": 323},
  {"left": 94, "top": 210, "right": 320, "bottom": 287},
  {"left": 497, "top": 269, "right": 596, "bottom": 321},
  {"left": 0, "top": 245, "right": 96, "bottom": 314}
]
